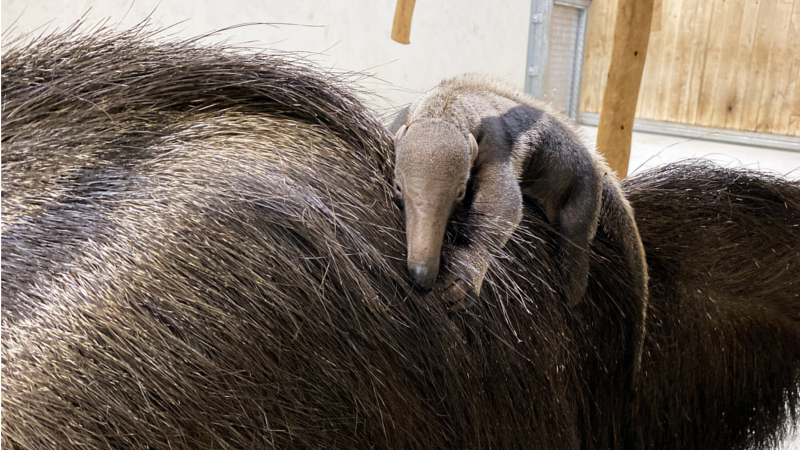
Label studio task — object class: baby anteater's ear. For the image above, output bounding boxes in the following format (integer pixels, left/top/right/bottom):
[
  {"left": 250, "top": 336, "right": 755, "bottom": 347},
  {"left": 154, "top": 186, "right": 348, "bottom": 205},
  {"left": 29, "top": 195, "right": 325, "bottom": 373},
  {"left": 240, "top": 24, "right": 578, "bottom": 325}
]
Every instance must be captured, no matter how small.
[
  {"left": 394, "top": 124, "right": 408, "bottom": 143},
  {"left": 468, "top": 133, "right": 479, "bottom": 165}
]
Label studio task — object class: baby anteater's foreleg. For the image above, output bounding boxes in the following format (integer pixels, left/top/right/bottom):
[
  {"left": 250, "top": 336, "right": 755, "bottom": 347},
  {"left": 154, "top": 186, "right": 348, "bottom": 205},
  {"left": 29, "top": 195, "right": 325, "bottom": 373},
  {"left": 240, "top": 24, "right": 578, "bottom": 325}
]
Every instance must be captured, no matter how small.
[{"left": 440, "top": 161, "right": 523, "bottom": 307}]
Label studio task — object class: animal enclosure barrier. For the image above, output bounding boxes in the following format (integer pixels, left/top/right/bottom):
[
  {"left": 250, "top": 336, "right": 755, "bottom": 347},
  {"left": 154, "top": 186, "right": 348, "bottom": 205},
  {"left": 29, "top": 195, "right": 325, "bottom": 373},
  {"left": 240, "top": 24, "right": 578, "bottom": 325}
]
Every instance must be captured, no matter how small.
[
  {"left": 580, "top": 0, "right": 800, "bottom": 141},
  {"left": 525, "top": 0, "right": 591, "bottom": 119}
]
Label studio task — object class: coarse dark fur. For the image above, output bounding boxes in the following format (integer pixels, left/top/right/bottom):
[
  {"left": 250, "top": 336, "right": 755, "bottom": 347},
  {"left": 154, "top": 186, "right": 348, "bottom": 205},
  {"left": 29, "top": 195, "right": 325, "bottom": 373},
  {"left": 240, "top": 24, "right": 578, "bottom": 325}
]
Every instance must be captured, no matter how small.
[
  {"left": 2, "top": 26, "right": 799, "bottom": 450},
  {"left": 622, "top": 163, "right": 800, "bottom": 449}
]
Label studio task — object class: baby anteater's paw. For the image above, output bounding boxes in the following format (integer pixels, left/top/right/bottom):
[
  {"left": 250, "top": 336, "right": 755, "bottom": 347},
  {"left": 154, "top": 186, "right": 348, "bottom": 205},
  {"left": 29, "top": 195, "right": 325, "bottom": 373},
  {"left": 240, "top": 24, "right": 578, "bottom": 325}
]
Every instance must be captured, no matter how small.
[{"left": 437, "top": 271, "right": 485, "bottom": 312}]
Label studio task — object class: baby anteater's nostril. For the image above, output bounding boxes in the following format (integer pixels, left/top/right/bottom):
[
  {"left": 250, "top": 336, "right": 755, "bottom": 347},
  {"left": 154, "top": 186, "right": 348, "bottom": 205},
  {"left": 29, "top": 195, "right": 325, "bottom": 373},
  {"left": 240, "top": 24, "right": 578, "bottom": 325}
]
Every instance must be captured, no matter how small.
[{"left": 408, "top": 261, "right": 436, "bottom": 289}]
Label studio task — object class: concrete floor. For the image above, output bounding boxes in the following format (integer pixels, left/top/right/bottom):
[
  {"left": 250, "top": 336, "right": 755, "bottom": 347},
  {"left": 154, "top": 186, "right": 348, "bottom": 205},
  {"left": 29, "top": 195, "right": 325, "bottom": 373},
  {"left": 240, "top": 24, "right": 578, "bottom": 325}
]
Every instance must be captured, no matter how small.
[
  {"left": 579, "top": 125, "right": 800, "bottom": 180},
  {"left": 578, "top": 126, "right": 800, "bottom": 449}
]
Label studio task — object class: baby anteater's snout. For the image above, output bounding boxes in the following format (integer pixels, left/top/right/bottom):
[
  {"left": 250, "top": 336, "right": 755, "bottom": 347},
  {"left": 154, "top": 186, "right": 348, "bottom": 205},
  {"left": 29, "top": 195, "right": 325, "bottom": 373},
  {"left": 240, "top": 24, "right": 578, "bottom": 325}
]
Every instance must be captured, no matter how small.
[{"left": 408, "top": 259, "right": 439, "bottom": 289}]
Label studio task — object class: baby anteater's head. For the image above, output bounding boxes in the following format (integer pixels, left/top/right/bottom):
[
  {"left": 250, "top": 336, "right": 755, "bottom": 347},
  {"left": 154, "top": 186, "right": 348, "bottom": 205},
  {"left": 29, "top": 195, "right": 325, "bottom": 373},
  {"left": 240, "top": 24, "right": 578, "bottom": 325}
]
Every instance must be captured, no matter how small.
[{"left": 392, "top": 119, "right": 478, "bottom": 289}]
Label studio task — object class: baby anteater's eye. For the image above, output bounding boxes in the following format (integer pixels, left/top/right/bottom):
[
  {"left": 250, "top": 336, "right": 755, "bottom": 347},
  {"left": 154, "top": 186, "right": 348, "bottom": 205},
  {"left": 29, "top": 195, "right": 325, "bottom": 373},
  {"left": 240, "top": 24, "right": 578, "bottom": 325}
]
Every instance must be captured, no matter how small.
[
  {"left": 456, "top": 186, "right": 466, "bottom": 202},
  {"left": 394, "top": 182, "right": 403, "bottom": 198}
]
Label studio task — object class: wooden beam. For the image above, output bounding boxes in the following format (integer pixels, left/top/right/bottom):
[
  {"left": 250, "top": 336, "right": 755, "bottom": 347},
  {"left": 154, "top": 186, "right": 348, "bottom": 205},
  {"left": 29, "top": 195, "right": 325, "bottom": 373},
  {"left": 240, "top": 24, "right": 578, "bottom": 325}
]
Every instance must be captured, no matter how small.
[
  {"left": 595, "top": 0, "right": 654, "bottom": 177},
  {"left": 391, "top": 0, "right": 417, "bottom": 44}
]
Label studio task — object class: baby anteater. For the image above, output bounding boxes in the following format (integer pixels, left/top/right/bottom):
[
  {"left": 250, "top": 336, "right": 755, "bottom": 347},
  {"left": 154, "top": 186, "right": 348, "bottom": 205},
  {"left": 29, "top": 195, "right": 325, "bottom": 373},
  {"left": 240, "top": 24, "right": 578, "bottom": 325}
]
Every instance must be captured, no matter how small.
[{"left": 390, "top": 74, "right": 648, "bottom": 315}]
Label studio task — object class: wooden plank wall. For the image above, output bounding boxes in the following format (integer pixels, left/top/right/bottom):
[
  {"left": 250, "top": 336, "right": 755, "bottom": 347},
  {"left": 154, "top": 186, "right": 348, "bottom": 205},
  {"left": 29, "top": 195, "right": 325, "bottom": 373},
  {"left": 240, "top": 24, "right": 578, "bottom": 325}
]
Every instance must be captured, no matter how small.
[{"left": 580, "top": 0, "right": 800, "bottom": 136}]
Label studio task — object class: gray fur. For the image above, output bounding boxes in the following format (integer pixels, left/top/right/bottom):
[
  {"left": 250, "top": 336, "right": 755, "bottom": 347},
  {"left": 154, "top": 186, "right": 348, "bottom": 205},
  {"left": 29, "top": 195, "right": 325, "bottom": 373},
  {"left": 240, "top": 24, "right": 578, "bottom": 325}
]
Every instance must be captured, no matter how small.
[{"left": 392, "top": 74, "right": 649, "bottom": 377}]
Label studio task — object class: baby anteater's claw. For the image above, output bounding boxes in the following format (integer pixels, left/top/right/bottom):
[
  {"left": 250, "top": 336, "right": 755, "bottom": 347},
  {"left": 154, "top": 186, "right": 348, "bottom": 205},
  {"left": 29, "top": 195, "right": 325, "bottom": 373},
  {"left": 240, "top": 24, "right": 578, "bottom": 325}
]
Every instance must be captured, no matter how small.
[{"left": 439, "top": 275, "right": 482, "bottom": 312}]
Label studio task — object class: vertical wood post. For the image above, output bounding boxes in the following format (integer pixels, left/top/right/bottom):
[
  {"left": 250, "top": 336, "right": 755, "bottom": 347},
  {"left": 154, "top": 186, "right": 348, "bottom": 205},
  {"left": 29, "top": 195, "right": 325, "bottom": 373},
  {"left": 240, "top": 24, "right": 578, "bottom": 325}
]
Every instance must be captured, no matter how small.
[
  {"left": 391, "top": 0, "right": 417, "bottom": 44},
  {"left": 596, "top": 0, "right": 654, "bottom": 177}
]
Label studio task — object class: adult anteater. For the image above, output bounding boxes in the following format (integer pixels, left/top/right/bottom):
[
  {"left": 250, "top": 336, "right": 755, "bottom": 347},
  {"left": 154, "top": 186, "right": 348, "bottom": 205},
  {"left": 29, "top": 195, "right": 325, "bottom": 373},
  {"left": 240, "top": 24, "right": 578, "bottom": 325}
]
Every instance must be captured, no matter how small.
[{"left": 2, "top": 26, "right": 799, "bottom": 450}]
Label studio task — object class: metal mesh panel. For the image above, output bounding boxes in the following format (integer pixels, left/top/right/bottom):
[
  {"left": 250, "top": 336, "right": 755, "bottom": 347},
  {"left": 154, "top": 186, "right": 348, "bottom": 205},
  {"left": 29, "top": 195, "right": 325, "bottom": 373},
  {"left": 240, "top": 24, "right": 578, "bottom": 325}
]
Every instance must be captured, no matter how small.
[{"left": 541, "top": 4, "right": 581, "bottom": 115}]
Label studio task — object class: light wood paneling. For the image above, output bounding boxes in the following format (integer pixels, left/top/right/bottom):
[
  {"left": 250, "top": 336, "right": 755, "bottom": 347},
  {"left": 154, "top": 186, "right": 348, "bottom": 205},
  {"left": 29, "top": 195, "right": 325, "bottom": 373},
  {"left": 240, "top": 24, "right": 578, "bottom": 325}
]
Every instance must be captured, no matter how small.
[
  {"left": 707, "top": 0, "right": 745, "bottom": 129},
  {"left": 688, "top": 0, "right": 719, "bottom": 126},
  {"left": 755, "top": 0, "right": 796, "bottom": 133},
  {"left": 580, "top": 0, "right": 800, "bottom": 137},
  {"left": 580, "top": 0, "right": 619, "bottom": 115}
]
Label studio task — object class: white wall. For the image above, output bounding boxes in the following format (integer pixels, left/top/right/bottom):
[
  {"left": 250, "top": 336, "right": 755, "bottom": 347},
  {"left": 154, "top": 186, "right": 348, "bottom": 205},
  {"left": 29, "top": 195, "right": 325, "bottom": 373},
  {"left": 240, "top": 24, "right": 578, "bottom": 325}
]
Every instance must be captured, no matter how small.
[{"left": 1, "top": 0, "right": 533, "bottom": 115}]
